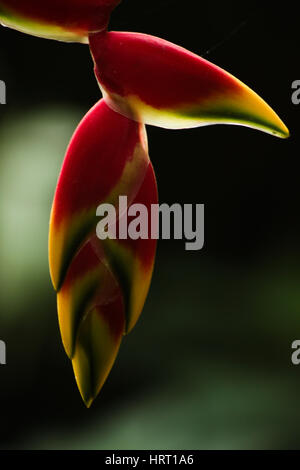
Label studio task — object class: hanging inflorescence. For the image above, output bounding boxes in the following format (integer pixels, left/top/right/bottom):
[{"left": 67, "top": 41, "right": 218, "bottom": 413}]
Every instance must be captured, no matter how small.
[{"left": 0, "top": 0, "right": 289, "bottom": 407}]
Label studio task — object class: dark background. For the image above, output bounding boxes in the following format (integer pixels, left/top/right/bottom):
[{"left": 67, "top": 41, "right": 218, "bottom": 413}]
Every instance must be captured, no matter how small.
[{"left": 1, "top": 0, "right": 300, "bottom": 449}]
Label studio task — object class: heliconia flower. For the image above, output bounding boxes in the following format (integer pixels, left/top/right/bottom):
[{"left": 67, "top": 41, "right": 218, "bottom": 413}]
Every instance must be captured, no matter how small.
[
  {"left": 49, "top": 99, "right": 158, "bottom": 406},
  {"left": 0, "top": 0, "right": 121, "bottom": 42},
  {"left": 89, "top": 31, "right": 289, "bottom": 138}
]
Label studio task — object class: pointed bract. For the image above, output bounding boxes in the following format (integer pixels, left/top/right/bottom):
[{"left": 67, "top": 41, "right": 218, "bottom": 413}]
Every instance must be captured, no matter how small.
[
  {"left": 49, "top": 100, "right": 149, "bottom": 292},
  {"left": 89, "top": 31, "right": 289, "bottom": 138},
  {"left": 49, "top": 100, "right": 158, "bottom": 406},
  {"left": 58, "top": 239, "right": 125, "bottom": 406},
  {"left": 0, "top": 0, "right": 121, "bottom": 42}
]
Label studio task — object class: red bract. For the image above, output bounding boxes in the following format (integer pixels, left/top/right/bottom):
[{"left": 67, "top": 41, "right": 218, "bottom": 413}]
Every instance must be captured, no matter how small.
[
  {"left": 0, "top": 2, "right": 290, "bottom": 407},
  {"left": 89, "top": 31, "right": 289, "bottom": 138},
  {"left": 0, "top": 0, "right": 121, "bottom": 42},
  {"left": 49, "top": 100, "right": 158, "bottom": 406}
]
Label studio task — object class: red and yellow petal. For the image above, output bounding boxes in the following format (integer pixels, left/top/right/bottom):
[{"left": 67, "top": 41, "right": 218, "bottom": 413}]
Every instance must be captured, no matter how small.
[
  {"left": 89, "top": 31, "right": 289, "bottom": 138},
  {"left": 49, "top": 99, "right": 158, "bottom": 406},
  {"left": 49, "top": 99, "right": 149, "bottom": 292},
  {"left": 0, "top": 0, "right": 121, "bottom": 42},
  {"left": 56, "top": 237, "right": 120, "bottom": 359},
  {"left": 57, "top": 238, "right": 125, "bottom": 407},
  {"left": 72, "top": 303, "right": 124, "bottom": 408}
]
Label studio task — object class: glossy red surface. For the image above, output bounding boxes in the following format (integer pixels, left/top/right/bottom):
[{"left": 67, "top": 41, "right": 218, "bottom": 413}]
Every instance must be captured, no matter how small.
[{"left": 90, "top": 31, "right": 238, "bottom": 109}]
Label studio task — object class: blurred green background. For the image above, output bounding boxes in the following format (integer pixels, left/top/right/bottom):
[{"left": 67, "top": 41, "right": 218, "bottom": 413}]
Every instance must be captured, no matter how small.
[{"left": 1, "top": 1, "right": 300, "bottom": 449}]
